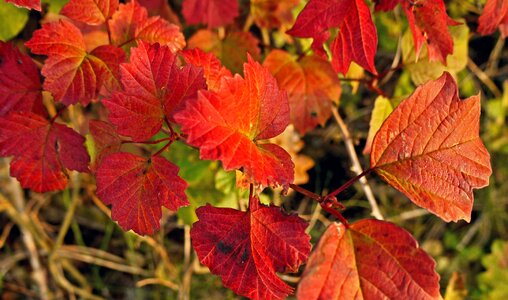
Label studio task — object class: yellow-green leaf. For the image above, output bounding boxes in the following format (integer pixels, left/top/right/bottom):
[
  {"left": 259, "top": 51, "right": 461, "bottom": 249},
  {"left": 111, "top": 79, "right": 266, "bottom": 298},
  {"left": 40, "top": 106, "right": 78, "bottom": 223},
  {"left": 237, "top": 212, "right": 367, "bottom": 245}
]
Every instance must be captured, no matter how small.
[
  {"left": 363, "top": 96, "right": 393, "bottom": 155},
  {"left": 0, "top": 1, "right": 28, "bottom": 41}
]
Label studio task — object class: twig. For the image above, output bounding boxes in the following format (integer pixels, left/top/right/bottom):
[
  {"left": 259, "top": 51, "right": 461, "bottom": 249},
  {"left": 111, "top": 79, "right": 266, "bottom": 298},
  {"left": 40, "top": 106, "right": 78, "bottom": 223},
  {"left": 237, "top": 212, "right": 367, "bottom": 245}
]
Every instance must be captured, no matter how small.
[
  {"left": 331, "top": 108, "right": 384, "bottom": 220},
  {"left": 279, "top": 274, "right": 300, "bottom": 283},
  {"left": 179, "top": 225, "right": 193, "bottom": 300},
  {"left": 379, "top": 35, "right": 403, "bottom": 86},
  {"left": 305, "top": 204, "right": 322, "bottom": 234},
  {"left": 9, "top": 178, "right": 50, "bottom": 300},
  {"left": 137, "top": 278, "right": 179, "bottom": 290},
  {"left": 53, "top": 175, "right": 81, "bottom": 252},
  {"left": 467, "top": 58, "right": 502, "bottom": 98},
  {"left": 457, "top": 218, "right": 482, "bottom": 251},
  {"left": 387, "top": 209, "right": 429, "bottom": 222},
  {"left": 485, "top": 36, "right": 505, "bottom": 76}
]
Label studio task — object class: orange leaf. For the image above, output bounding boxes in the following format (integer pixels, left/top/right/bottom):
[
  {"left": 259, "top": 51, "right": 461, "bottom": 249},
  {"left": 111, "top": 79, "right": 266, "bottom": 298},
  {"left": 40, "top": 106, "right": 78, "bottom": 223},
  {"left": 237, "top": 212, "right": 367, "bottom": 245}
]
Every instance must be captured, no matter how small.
[
  {"left": 61, "top": 0, "right": 119, "bottom": 25},
  {"left": 174, "top": 56, "right": 294, "bottom": 188},
  {"left": 370, "top": 72, "right": 492, "bottom": 222},
  {"left": 264, "top": 50, "right": 341, "bottom": 134},
  {"left": 187, "top": 30, "right": 260, "bottom": 75},
  {"left": 297, "top": 220, "right": 441, "bottom": 299}
]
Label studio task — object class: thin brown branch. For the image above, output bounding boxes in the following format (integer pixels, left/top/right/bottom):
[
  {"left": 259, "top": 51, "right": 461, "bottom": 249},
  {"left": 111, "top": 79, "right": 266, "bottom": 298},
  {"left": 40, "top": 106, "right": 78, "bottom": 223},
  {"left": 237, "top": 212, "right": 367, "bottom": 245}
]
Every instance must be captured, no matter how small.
[
  {"left": 331, "top": 108, "right": 384, "bottom": 220},
  {"left": 467, "top": 57, "right": 502, "bottom": 98},
  {"left": 9, "top": 178, "right": 50, "bottom": 300}
]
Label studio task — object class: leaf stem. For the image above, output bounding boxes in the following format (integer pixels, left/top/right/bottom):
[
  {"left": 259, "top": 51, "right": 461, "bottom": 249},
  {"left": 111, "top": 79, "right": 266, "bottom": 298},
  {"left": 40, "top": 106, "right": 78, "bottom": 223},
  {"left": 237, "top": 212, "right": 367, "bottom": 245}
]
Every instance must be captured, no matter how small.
[
  {"left": 248, "top": 184, "right": 255, "bottom": 210},
  {"left": 320, "top": 204, "right": 349, "bottom": 228},
  {"left": 289, "top": 184, "right": 348, "bottom": 225},
  {"left": 325, "top": 168, "right": 373, "bottom": 200},
  {"left": 289, "top": 184, "right": 321, "bottom": 202},
  {"left": 152, "top": 141, "right": 172, "bottom": 157},
  {"left": 122, "top": 137, "right": 172, "bottom": 145}
]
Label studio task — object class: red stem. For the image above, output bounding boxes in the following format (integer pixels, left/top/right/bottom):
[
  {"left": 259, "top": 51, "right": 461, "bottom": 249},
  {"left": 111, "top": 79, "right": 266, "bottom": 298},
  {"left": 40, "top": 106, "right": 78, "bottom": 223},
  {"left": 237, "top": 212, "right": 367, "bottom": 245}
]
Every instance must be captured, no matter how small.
[
  {"left": 152, "top": 141, "right": 172, "bottom": 157},
  {"left": 321, "top": 204, "right": 349, "bottom": 228},
  {"left": 325, "top": 168, "right": 373, "bottom": 200},
  {"left": 289, "top": 184, "right": 322, "bottom": 202},
  {"left": 289, "top": 183, "right": 348, "bottom": 225},
  {"left": 122, "top": 137, "right": 172, "bottom": 145},
  {"left": 248, "top": 184, "right": 255, "bottom": 209}
]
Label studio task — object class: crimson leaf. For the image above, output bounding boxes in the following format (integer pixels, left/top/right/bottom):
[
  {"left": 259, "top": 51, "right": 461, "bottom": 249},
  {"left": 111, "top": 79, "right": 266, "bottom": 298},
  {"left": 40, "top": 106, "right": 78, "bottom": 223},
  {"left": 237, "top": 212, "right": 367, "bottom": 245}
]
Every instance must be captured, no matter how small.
[
  {"left": 182, "top": 0, "right": 239, "bottom": 29},
  {"left": 96, "top": 153, "right": 188, "bottom": 235},
  {"left": 191, "top": 198, "right": 311, "bottom": 300},
  {"left": 287, "top": 0, "right": 378, "bottom": 75},
  {"left": 0, "top": 42, "right": 45, "bottom": 117},
  {"left": 0, "top": 112, "right": 89, "bottom": 192},
  {"left": 477, "top": 0, "right": 508, "bottom": 38},
  {"left": 103, "top": 42, "right": 205, "bottom": 141}
]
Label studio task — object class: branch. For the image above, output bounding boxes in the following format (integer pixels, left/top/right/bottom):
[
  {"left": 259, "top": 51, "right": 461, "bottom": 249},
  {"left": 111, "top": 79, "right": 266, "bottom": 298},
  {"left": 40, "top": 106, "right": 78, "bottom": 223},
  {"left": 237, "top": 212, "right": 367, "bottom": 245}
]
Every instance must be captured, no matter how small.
[
  {"left": 467, "top": 58, "right": 502, "bottom": 98},
  {"left": 331, "top": 108, "right": 384, "bottom": 220},
  {"left": 8, "top": 178, "right": 50, "bottom": 300}
]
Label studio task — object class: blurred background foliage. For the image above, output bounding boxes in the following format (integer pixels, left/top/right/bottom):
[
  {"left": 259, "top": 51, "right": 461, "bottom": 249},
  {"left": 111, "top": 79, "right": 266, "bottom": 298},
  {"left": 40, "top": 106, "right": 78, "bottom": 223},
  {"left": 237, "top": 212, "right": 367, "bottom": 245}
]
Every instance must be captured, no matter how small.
[{"left": 0, "top": 0, "right": 507, "bottom": 299}]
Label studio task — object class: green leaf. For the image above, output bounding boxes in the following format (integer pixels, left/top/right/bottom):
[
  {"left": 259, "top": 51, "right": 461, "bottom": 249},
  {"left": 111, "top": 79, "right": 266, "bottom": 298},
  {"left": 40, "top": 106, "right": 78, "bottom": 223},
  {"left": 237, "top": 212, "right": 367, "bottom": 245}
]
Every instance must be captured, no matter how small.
[
  {"left": 42, "top": 0, "right": 70, "bottom": 13},
  {"left": 0, "top": 1, "right": 28, "bottom": 41},
  {"left": 477, "top": 240, "right": 508, "bottom": 300},
  {"left": 165, "top": 141, "right": 239, "bottom": 224},
  {"left": 402, "top": 19, "right": 469, "bottom": 85}
]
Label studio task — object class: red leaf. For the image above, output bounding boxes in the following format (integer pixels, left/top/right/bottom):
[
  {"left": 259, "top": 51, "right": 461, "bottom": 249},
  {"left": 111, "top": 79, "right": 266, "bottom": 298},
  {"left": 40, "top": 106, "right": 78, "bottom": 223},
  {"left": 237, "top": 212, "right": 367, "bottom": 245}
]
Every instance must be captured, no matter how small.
[
  {"left": 182, "top": 0, "right": 239, "bottom": 29},
  {"left": 5, "top": 0, "right": 40, "bottom": 10},
  {"left": 103, "top": 42, "right": 205, "bottom": 141},
  {"left": 91, "top": 45, "right": 126, "bottom": 97},
  {"left": 287, "top": 0, "right": 377, "bottom": 75},
  {"left": 89, "top": 120, "right": 121, "bottom": 170},
  {"left": 25, "top": 20, "right": 126, "bottom": 106},
  {"left": 174, "top": 56, "right": 294, "bottom": 188},
  {"left": 191, "top": 198, "right": 311, "bottom": 300},
  {"left": 61, "top": 0, "right": 119, "bottom": 25},
  {"left": 373, "top": 0, "right": 399, "bottom": 11},
  {"left": 370, "top": 72, "right": 492, "bottom": 222},
  {"left": 182, "top": 48, "right": 232, "bottom": 91},
  {"left": 297, "top": 220, "right": 441, "bottom": 299},
  {"left": 108, "top": 1, "right": 185, "bottom": 52},
  {"left": 0, "top": 42, "right": 45, "bottom": 117},
  {"left": 263, "top": 50, "right": 341, "bottom": 134},
  {"left": 0, "top": 112, "right": 89, "bottom": 192},
  {"left": 96, "top": 152, "right": 188, "bottom": 235},
  {"left": 287, "top": 0, "right": 350, "bottom": 49},
  {"left": 330, "top": 0, "right": 378, "bottom": 75},
  {"left": 478, "top": 0, "right": 508, "bottom": 38},
  {"left": 402, "top": 0, "right": 455, "bottom": 64}
]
